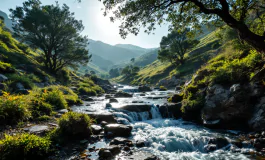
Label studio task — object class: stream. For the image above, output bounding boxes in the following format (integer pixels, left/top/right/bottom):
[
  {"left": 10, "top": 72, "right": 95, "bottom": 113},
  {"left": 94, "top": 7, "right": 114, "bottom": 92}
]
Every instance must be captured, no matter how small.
[{"left": 71, "top": 85, "right": 256, "bottom": 160}]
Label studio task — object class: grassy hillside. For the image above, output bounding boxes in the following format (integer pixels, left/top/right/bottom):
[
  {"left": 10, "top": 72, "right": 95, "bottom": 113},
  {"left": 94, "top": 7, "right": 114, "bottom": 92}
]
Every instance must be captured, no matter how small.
[{"left": 112, "top": 28, "right": 221, "bottom": 86}]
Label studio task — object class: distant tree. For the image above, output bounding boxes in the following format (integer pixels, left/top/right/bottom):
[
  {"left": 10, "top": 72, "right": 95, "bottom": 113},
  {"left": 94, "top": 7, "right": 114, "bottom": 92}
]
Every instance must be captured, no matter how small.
[
  {"left": 121, "top": 66, "right": 131, "bottom": 76},
  {"left": 90, "top": 70, "right": 96, "bottom": 75},
  {"left": 10, "top": 0, "right": 91, "bottom": 73},
  {"left": 132, "top": 66, "right": 140, "bottom": 73},
  {"left": 98, "top": 0, "right": 265, "bottom": 53},
  {"left": 158, "top": 29, "right": 199, "bottom": 65},
  {"left": 109, "top": 68, "right": 120, "bottom": 78},
  {"left": 131, "top": 58, "right": 135, "bottom": 63}
]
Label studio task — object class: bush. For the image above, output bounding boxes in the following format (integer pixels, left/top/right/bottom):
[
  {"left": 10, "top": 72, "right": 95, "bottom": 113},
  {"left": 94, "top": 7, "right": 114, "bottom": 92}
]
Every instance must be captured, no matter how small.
[
  {"left": 0, "top": 92, "right": 31, "bottom": 125},
  {"left": 58, "top": 112, "right": 93, "bottom": 138},
  {"left": 37, "top": 115, "right": 51, "bottom": 122},
  {"left": 7, "top": 74, "right": 35, "bottom": 90},
  {"left": 30, "top": 98, "right": 53, "bottom": 118},
  {"left": 0, "top": 61, "right": 15, "bottom": 73},
  {"left": 42, "top": 89, "right": 68, "bottom": 110},
  {"left": 78, "top": 86, "right": 97, "bottom": 96},
  {"left": 44, "top": 85, "right": 82, "bottom": 106},
  {"left": 57, "top": 69, "right": 71, "bottom": 85},
  {"left": 0, "top": 134, "right": 51, "bottom": 160}
]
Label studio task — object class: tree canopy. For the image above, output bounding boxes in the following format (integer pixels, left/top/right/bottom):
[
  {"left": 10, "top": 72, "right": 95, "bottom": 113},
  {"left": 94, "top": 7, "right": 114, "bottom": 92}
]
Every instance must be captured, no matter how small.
[
  {"left": 100, "top": 0, "right": 265, "bottom": 53},
  {"left": 158, "top": 28, "right": 199, "bottom": 65},
  {"left": 10, "top": 0, "right": 91, "bottom": 73}
]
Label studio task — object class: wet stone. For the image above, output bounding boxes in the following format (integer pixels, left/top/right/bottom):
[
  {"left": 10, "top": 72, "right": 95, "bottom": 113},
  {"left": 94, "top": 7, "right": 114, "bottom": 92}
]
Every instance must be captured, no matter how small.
[
  {"left": 24, "top": 125, "right": 49, "bottom": 135},
  {"left": 91, "top": 125, "right": 102, "bottom": 135},
  {"left": 110, "top": 137, "right": 133, "bottom": 146}
]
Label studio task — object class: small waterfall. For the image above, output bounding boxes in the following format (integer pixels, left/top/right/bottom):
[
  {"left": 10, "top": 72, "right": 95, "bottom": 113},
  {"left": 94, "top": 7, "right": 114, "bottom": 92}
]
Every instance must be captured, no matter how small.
[{"left": 150, "top": 105, "right": 162, "bottom": 119}]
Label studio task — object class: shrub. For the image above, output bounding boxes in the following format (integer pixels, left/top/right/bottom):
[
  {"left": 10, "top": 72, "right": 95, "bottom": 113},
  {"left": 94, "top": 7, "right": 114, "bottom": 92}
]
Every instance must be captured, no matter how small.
[
  {"left": 78, "top": 86, "right": 97, "bottom": 96},
  {"left": 44, "top": 85, "right": 82, "bottom": 106},
  {"left": 0, "top": 61, "right": 15, "bottom": 73},
  {"left": 56, "top": 69, "right": 71, "bottom": 85},
  {"left": 37, "top": 115, "right": 51, "bottom": 122},
  {"left": 30, "top": 98, "right": 53, "bottom": 118},
  {"left": 7, "top": 74, "right": 35, "bottom": 90},
  {"left": 58, "top": 112, "right": 93, "bottom": 138},
  {"left": 0, "top": 134, "right": 51, "bottom": 160},
  {"left": 0, "top": 92, "right": 31, "bottom": 125},
  {"left": 42, "top": 89, "right": 68, "bottom": 110}
]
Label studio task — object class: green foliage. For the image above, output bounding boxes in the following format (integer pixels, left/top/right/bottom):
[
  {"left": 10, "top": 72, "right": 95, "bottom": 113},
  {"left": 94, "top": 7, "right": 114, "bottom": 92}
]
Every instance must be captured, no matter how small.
[
  {"left": 42, "top": 89, "right": 68, "bottom": 110},
  {"left": 37, "top": 115, "right": 51, "bottom": 122},
  {"left": 57, "top": 112, "right": 93, "bottom": 138},
  {"left": 77, "top": 79, "right": 104, "bottom": 96},
  {"left": 6, "top": 74, "right": 35, "bottom": 90},
  {"left": 158, "top": 29, "right": 199, "bottom": 65},
  {"left": 10, "top": 1, "right": 91, "bottom": 73},
  {"left": 0, "top": 93, "right": 31, "bottom": 125},
  {"left": 0, "top": 61, "right": 15, "bottom": 73},
  {"left": 0, "top": 133, "right": 51, "bottom": 160},
  {"left": 30, "top": 98, "right": 53, "bottom": 118},
  {"left": 56, "top": 69, "right": 71, "bottom": 85},
  {"left": 100, "top": 0, "right": 265, "bottom": 52}
]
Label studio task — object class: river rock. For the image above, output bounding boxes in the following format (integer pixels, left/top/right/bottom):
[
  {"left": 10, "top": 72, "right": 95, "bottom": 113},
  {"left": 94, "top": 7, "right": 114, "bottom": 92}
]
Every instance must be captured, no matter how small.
[
  {"left": 204, "top": 144, "right": 217, "bottom": 152},
  {"left": 91, "top": 125, "right": 103, "bottom": 135},
  {"left": 136, "top": 140, "right": 146, "bottom": 147},
  {"left": 114, "top": 91, "right": 133, "bottom": 98},
  {"left": 117, "top": 104, "right": 152, "bottom": 112},
  {"left": 159, "top": 103, "right": 182, "bottom": 119},
  {"left": 169, "top": 94, "right": 183, "bottom": 103},
  {"left": 138, "top": 86, "right": 152, "bottom": 92},
  {"left": 107, "top": 145, "right": 121, "bottom": 155},
  {"left": 87, "top": 113, "right": 117, "bottom": 124},
  {"left": 119, "top": 151, "right": 158, "bottom": 160},
  {"left": 104, "top": 124, "right": 132, "bottom": 137},
  {"left": 0, "top": 74, "right": 8, "bottom": 82},
  {"left": 208, "top": 137, "right": 229, "bottom": 149},
  {"left": 24, "top": 125, "right": 49, "bottom": 135},
  {"left": 109, "top": 98, "right": 118, "bottom": 103},
  {"left": 98, "top": 149, "right": 112, "bottom": 159},
  {"left": 110, "top": 137, "right": 133, "bottom": 146},
  {"left": 16, "top": 82, "right": 25, "bottom": 90}
]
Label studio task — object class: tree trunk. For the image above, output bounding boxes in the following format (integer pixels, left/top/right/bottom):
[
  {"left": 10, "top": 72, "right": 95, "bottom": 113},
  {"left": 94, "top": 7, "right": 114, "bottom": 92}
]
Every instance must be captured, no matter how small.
[{"left": 218, "top": 12, "right": 265, "bottom": 53}]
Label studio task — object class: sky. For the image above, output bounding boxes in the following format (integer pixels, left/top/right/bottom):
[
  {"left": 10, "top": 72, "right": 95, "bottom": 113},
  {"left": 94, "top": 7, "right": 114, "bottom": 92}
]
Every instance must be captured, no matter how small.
[{"left": 0, "top": 0, "right": 169, "bottom": 48}]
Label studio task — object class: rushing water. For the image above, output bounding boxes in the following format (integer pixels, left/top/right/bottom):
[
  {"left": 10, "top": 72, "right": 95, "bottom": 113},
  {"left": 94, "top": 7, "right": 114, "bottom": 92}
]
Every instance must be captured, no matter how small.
[{"left": 72, "top": 85, "right": 256, "bottom": 160}]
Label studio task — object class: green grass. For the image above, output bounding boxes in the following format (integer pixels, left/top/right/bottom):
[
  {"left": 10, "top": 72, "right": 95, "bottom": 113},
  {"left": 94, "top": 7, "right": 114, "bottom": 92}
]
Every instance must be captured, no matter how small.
[{"left": 113, "top": 29, "right": 221, "bottom": 86}]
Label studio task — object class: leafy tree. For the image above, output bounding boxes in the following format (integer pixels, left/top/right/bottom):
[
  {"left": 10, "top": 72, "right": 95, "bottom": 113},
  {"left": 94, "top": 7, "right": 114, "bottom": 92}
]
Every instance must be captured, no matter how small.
[
  {"left": 158, "top": 29, "right": 199, "bottom": 65},
  {"left": 132, "top": 66, "right": 140, "bottom": 73},
  {"left": 131, "top": 58, "right": 135, "bottom": 63},
  {"left": 99, "top": 0, "right": 265, "bottom": 53},
  {"left": 121, "top": 66, "right": 131, "bottom": 76},
  {"left": 10, "top": 0, "right": 91, "bottom": 73},
  {"left": 109, "top": 68, "right": 120, "bottom": 78}
]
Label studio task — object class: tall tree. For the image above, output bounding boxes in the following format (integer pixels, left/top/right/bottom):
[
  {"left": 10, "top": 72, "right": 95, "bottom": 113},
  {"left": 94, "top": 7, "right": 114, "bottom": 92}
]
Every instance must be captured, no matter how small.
[
  {"left": 158, "top": 29, "right": 199, "bottom": 65},
  {"left": 99, "top": 0, "right": 265, "bottom": 53},
  {"left": 10, "top": 0, "right": 91, "bottom": 73}
]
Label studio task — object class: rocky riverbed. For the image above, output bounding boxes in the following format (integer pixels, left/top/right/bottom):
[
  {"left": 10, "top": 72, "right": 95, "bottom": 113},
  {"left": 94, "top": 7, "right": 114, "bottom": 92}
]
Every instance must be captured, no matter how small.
[{"left": 59, "top": 85, "right": 265, "bottom": 160}]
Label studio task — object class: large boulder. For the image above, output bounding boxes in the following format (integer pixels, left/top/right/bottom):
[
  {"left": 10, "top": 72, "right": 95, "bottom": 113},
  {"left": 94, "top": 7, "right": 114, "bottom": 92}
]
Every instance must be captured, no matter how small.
[
  {"left": 249, "top": 97, "right": 265, "bottom": 131},
  {"left": 91, "top": 125, "right": 103, "bottom": 135},
  {"left": 104, "top": 124, "right": 132, "bottom": 137},
  {"left": 16, "top": 82, "right": 25, "bottom": 90},
  {"left": 159, "top": 103, "right": 182, "bottom": 119},
  {"left": 201, "top": 84, "right": 253, "bottom": 130},
  {"left": 109, "top": 98, "right": 118, "bottom": 103},
  {"left": 138, "top": 86, "right": 152, "bottom": 92},
  {"left": 87, "top": 113, "right": 117, "bottom": 124},
  {"left": 114, "top": 91, "right": 133, "bottom": 98}
]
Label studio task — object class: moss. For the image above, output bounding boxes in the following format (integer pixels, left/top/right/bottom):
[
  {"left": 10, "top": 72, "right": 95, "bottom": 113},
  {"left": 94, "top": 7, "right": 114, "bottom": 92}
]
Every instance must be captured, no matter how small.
[
  {"left": 37, "top": 115, "right": 51, "bottom": 122},
  {"left": 30, "top": 98, "right": 53, "bottom": 118},
  {"left": 57, "top": 112, "right": 93, "bottom": 138},
  {"left": 77, "top": 79, "right": 104, "bottom": 96},
  {"left": 0, "top": 134, "right": 51, "bottom": 160}
]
